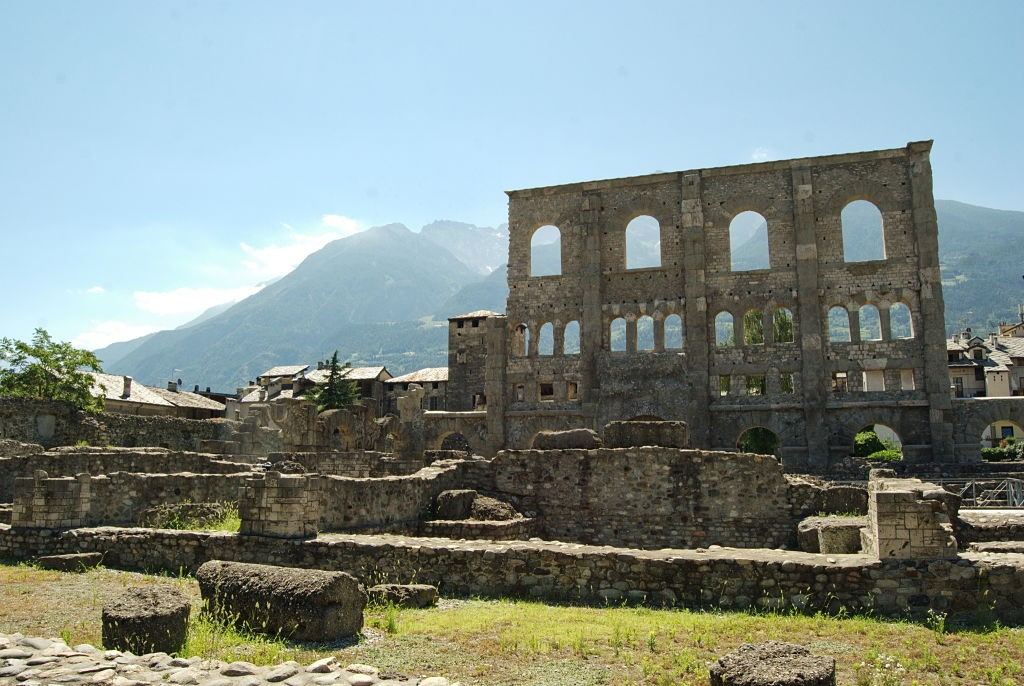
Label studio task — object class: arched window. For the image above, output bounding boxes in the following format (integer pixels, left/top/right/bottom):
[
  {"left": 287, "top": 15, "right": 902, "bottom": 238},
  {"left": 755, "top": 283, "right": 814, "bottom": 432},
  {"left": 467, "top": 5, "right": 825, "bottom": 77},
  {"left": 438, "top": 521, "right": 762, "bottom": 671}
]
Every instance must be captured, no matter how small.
[
  {"left": 625, "top": 215, "right": 661, "bottom": 269},
  {"left": 530, "top": 225, "right": 561, "bottom": 276},
  {"left": 743, "top": 309, "right": 764, "bottom": 345},
  {"left": 737, "top": 427, "right": 779, "bottom": 456},
  {"left": 859, "top": 304, "right": 882, "bottom": 341},
  {"left": 853, "top": 424, "right": 902, "bottom": 460},
  {"left": 537, "top": 322, "right": 554, "bottom": 355},
  {"left": 729, "top": 211, "right": 769, "bottom": 271},
  {"left": 890, "top": 302, "right": 914, "bottom": 339},
  {"left": 512, "top": 323, "right": 530, "bottom": 356},
  {"left": 841, "top": 200, "right": 885, "bottom": 262},
  {"left": 664, "top": 314, "right": 684, "bottom": 350},
  {"left": 563, "top": 320, "right": 580, "bottom": 355},
  {"left": 828, "top": 306, "right": 851, "bottom": 342},
  {"left": 610, "top": 317, "right": 627, "bottom": 352},
  {"left": 773, "top": 308, "right": 794, "bottom": 343},
  {"left": 715, "top": 311, "right": 735, "bottom": 347},
  {"left": 637, "top": 316, "right": 655, "bottom": 351}
]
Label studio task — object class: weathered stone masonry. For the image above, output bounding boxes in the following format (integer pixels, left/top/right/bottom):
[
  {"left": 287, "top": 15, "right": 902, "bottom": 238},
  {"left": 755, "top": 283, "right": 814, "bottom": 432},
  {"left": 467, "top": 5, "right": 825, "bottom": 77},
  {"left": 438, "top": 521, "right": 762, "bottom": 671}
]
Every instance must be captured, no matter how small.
[{"left": 434, "top": 142, "right": 968, "bottom": 470}]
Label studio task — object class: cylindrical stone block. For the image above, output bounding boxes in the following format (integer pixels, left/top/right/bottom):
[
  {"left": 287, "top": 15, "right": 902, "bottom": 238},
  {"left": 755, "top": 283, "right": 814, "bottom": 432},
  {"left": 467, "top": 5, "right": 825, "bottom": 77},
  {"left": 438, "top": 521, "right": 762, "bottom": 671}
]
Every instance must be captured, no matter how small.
[
  {"left": 101, "top": 586, "right": 190, "bottom": 655},
  {"left": 709, "top": 641, "right": 836, "bottom": 686}
]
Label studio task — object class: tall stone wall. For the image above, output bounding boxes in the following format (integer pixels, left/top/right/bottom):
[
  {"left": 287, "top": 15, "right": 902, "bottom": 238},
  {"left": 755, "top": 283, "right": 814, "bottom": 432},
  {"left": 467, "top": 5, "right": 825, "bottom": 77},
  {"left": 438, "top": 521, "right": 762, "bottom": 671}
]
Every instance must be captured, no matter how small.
[
  {"left": 239, "top": 472, "right": 321, "bottom": 539},
  {"left": 485, "top": 142, "right": 953, "bottom": 471}
]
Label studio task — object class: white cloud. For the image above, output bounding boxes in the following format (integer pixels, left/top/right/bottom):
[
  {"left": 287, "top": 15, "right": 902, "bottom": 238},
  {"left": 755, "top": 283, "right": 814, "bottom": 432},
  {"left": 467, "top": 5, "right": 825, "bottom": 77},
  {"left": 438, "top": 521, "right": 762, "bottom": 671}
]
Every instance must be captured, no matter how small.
[
  {"left": 85, "top": 285, "right": 106, "bottom": 295},
  {"left": 239, "top": 214, "right": 364, "bottom": 282},
  {"left": 133, "top": 285, "right": 263, "bottom": 317},
  {"left": 751, "top": 147, "right": 771, "bottom": 163},
  {"left": 73, "top": 320, "right": 162, "bottom": 351}
]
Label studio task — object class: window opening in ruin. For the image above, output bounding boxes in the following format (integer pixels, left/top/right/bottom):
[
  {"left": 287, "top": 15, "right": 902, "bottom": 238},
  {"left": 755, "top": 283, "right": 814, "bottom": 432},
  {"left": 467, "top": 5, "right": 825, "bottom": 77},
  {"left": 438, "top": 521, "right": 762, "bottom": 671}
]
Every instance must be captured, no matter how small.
[
  {"left": 563, "top": 320, "right": 581, "bottom": 355},
  {"left": 473, "top": 393, "right": 487, "bottom": 409},
  {"left": 718, "top": 375, "right": 731, "bottom": 396},
  {"left": 457, "top": 321, "right": 464, "bottom": 329},
  {"left": 889, "top": 302, "right": 914, "bottom": 339},
  {"left": 625, "top": 215, "right": 661, "bottom": 269},
  {"left": 827, "top": 306, "right": 851, "bottom": 342},
  {"left": 737, "top": 427, "right": 779, "bottom": 456},
  {"left": 440, "top": 432, "right": 472, "bottom": 454},
  {"left": 981, "top": 420, "right": 1023, "bottom": 449},
  {"left": 567, "top": 381, "right": 579, "bottom": 400},
  {"left": 513, "top": 323, "right": 530, "bottom": 356},
  {"left": 900, "top": 369, "right": 915, "bottom": 391},
  {"left": 841, "top": 200, "right": 885, "bottom": 262},
  {"left": 715, "top": 311, "right": 735, "bottom": 347},
  {"left": 743, "top": 309, "right": 764, "bottom": 345},
  {"left": 515, "top": 384, "right": 525, "bottom": 401},
  {"left": 729, "top": 210, "right": 769, "bottom": 271},
  {"left": 429, "top": 396, "right": 438, "bottom": 410},
  {"left": 831, "top": 371, "right": 849, "bottom": 393},
  {"left": 773, "top": 308, "right": 794, "bottom": 343},
  {"left": 862, "top": 369, "right": 886, "bottom": 391},
  {"left": 664, "top": 313, "right": 683, "bottom": 349},
  {"left": 456, "top": 350, "right": 466, "bottom": 364},
  {"left": 539, "top": 383, "right": 554, "bottom": 400},
  {"left": 530, "top": 224, "right": 561, "bottom": 276},
  {"left": 745, "top": 375, "right": 766, "bottom": 395},
  {"left": 471, "top": 319, "right": 479, "bottom": 327},
  {"left": 610, "top": 317, "right": 627, "bottom": 352},
  {"left": 779, "top": 372, "right": 795, "bottom": 394},
  {"left": 637, "top": 316, "right": 655, "bottom": 351},
  {"left": 859, "top": 305, "right": 882, "bottom": 341},
  {"left": 538, "top": 322, "right": 554, "bottom": 355},
  {"left": 856, "top": 424, "right": 903, "bottom": 456}
]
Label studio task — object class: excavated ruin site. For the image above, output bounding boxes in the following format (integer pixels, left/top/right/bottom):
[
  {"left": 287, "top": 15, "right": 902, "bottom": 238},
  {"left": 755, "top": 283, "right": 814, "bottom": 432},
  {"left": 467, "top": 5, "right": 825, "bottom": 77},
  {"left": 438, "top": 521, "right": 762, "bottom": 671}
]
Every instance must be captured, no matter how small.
[{"left": 3, "top": 142, "right": 1024, "bottom": 685}]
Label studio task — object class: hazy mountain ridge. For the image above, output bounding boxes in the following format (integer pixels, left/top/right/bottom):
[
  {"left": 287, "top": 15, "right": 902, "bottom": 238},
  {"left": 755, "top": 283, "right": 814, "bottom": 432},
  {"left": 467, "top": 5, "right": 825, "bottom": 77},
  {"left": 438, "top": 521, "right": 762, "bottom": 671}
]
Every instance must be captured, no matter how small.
[{"left": 96, "top": 201, "right": 1024, "bottom": 390}]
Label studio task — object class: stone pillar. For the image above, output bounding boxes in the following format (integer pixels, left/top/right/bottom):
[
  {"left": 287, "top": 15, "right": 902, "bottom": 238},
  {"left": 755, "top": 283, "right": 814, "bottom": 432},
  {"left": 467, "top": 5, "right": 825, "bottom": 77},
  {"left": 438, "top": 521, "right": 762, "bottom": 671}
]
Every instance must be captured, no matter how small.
[
  {"left": 680, "top": 172, "right": 712, "bottom": 448},
  {"left": 791, "top": 166, "right": 830, "bottom": 471},
  {"left": 239, "top": 471, "right": 321, "bottom": 539},
  {"left": 483, "top": 315, "right": 508, "bottom": 455},
  {"left": 906, "top": 141, "right": 955, "bottom": 462},
  {"left": 863, "top": 469, "right": 958, "bottom": 559},
  {"left": 579, "top": 190, "right": 604, "bottom": 410},
  {"left": 395, "top": 384, "right": 426, "bottom": 460},
  {"left": 12, "top": 470, "right": 92, "bottom": 530}
]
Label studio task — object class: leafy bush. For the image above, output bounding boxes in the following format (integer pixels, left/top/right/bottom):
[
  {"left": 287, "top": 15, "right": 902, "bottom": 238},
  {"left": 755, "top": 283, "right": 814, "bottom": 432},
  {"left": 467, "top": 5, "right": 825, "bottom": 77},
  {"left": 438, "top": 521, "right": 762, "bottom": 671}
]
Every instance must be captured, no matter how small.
[
  {"left": 981, "top": 443, "right": 1024, "bottom": 461},
  {"left": 853, "top": 430, "right": 886, "bottom": 457},
  {"left": 865, "top": 449, "right": 902, "bottom": 462}
]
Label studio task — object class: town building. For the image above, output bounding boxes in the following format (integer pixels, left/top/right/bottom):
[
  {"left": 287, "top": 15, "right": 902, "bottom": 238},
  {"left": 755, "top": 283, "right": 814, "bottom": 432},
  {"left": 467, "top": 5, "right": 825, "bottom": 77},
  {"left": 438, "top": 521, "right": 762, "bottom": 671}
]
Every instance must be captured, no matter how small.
[
  {"left": 89, "top": 373, "right": 225, "bottom": 419},
  {"left": 386, "top": 367, "right": 448, "bottom": 412}
]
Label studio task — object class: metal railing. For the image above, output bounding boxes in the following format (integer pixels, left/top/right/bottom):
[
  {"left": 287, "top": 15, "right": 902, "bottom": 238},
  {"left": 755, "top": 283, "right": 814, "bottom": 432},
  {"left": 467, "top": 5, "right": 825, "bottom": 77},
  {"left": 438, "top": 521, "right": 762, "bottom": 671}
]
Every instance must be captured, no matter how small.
[{"left": 949, "top": 478, "right": 1024, "bottom": 508}]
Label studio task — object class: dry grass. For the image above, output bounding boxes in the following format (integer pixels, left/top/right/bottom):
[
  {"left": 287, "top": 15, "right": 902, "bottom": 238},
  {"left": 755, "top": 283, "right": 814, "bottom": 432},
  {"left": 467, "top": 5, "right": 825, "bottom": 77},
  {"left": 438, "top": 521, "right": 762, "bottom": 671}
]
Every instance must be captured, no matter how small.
[{"left": 0, "top": 562, "right": 1021, "bottom": 685}]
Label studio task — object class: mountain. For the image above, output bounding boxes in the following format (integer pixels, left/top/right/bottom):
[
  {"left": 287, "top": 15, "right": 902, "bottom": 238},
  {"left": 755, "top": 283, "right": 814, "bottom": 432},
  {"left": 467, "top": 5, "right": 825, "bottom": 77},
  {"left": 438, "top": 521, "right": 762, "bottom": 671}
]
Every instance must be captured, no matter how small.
[
  {"left": 104, "top": 224, "right": 476, "bottom": 389},
  {"left": 99, "top": 200, "right": 1024, "bottom": 390},
  {"left": 420, "top": 221, "right": 508, "bottom": 274}
]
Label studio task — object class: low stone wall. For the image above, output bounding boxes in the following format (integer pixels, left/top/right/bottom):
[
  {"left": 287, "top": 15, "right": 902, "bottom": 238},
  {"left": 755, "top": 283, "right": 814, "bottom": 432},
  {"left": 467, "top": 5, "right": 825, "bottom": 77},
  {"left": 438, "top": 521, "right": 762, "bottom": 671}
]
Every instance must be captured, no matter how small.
[
  {"left": 486, "top": 448, "right": 854, "bottom": 550},
  {"left": 2, "top": 526, "right": 1022, "bottom": 626},
  {"left": 0, "top": 399, "right": 281, "bottom": 455},
  {"left": 418, "top": 518, "right": 537, "bottom": 540},
  {"left": 318, "top": 462, "right": 463, "bottom": 532},
  {"left": 0, "top": 448, "right": 255, "bottom": 501},
  {"left": 267, "top": 450, "right": 431, "bottom": 478},
  {"left": 864, "top": 471, "right": 958, "bottom": 559}
]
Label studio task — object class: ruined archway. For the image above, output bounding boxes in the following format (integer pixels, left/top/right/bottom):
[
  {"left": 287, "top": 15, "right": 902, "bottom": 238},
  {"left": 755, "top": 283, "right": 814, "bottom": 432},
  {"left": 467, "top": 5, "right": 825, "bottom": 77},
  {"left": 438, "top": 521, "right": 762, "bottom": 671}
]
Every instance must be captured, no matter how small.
[
  {"left": 736, "top": 427, "right": 779, "bottom": 456},
  {"left": 853, "top": 423, "right": 903, "bottom": 462},
  {"left": 439, "top": 432, "right": 472, "bottom": 455},
  {"left": 980, "top": 420, "right": 1024, "bottom": 451}
]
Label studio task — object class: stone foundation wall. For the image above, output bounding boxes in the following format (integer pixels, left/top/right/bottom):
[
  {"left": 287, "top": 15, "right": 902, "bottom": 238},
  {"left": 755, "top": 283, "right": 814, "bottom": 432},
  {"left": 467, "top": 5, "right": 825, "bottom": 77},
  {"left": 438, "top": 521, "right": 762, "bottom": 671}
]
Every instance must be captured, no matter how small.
[
  {"left": 267, "top": 450, "right": 431, "bottom": 478},
  {"left": 0, "top": 448, "right": 255, "bottom": 501},
  {"left": 2, "top": 526, "right": 1022, "bottom": 625},
  {"left": 239, "top": 472, "right": 320, "bottom": 539},
  {"left": 487, "top": 447, "right": 839, "bottom": 549},
  {"left": 864, "top": 471, "right": 958, "bottom": 559},
  {"left": 11, "top": 472, "right": 91, "bottom": 529}
]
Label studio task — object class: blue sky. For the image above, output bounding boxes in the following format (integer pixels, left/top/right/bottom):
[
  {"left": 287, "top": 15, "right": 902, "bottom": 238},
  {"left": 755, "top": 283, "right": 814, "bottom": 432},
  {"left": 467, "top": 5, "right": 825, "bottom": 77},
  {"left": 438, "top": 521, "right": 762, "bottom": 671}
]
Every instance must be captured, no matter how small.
[{"left": 1, "top": 1, "right": 1022, "bottom": 350}]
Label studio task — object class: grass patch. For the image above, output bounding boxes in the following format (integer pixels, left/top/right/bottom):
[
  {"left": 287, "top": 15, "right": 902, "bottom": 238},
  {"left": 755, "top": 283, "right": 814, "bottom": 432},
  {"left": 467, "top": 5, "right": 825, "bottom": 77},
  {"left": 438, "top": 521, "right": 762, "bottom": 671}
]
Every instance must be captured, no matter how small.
[{"left": 0, "top": 562, "right": 1021, "bottom": 685}]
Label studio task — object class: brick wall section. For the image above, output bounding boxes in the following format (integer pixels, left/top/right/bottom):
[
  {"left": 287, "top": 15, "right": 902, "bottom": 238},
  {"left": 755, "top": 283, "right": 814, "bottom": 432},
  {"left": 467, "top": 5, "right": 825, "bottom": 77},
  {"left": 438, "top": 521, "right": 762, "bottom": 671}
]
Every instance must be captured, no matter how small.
[
  {"left": 490, "top": 448, "right": 801, "bottom": 549},
  {"left": 12, "top": 471, "right": 91, "bottom": 529},
  {"left": 2, "top": 527, "right": 1022, "bottom": 625},
  {"left": 0, "top": 448, "right": 255, "bottom": 501},
  {"left": 865, "top": 471, "right": 958, "bottom": 559},
  {"left": 239, "top": 472, "right": 321, "bottom": 539}
]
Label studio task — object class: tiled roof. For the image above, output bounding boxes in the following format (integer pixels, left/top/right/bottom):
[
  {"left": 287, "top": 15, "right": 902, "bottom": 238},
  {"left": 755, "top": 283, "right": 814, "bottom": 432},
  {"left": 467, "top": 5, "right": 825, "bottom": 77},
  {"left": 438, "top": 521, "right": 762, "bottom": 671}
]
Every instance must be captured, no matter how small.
[
  {"left": 997, "top": 336, "right": 1024, "bottom": 359},
  {"left": 149, "top": 386, "right": 225, "bottom": 411},
  {"left": 257, "top": 365, "right": 309, "bottom": 379},
  {"left": 385, "top": 367, "right": 449, "bottom": 384},
  {"left": 240, "top": 387, "right": 294, "bottom": 403},
  {"left": 449, "top": 310, "right": 501, "bottom": 320},
  {"left": 303, "top": 366, "right": 390, "bottom": 384},
  {"left": 89, "top": 373, "right": 173, "bottom": 407}
]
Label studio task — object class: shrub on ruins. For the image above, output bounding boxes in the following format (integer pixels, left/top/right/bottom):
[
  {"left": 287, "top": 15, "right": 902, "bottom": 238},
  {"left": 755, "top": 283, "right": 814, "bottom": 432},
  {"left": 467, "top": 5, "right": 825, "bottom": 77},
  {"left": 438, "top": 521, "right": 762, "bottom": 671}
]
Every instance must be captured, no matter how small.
[
  {"left": 853, "top": 430, "right": 886, "bottom": 457},
  {"left": 308, "top": 350, "right": 359, "bottom": 412},
  {"left": 981, "top": 442, "right": 1024, "bottom": 461},
  {"left": 0, "top": 328, "right": 103, "bottom": 412},
  {"left": 865, "top": 448, "right": 902, "bottom": 462}
]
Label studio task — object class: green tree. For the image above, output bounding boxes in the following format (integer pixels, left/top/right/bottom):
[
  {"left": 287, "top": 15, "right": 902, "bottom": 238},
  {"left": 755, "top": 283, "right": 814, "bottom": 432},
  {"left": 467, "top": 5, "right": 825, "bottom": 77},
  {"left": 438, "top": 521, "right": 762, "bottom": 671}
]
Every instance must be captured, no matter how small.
[
  {"left": 308, "top": 351, "right": 359, "bottom": 412},
  {"left": 0, "top": 328, "right": 104, "bottom": 412}
]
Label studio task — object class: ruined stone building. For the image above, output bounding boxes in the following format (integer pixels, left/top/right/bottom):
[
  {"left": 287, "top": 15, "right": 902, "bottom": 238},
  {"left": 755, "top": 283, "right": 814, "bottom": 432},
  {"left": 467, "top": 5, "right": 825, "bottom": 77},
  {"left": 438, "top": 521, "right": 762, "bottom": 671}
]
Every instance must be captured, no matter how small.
[{"left": 418, "top": 141, "right": 1024, "bottom": 469}]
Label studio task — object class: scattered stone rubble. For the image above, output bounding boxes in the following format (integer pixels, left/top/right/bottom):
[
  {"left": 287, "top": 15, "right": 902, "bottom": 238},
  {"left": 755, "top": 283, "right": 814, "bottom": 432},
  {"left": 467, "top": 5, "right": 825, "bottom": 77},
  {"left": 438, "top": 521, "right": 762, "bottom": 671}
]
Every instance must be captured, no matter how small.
[
  {"left": 709, "top": 641, "right": 836, "bottom": 686},
  {"left": 0, "top": 633, "right": 455, "bottom": 686}
]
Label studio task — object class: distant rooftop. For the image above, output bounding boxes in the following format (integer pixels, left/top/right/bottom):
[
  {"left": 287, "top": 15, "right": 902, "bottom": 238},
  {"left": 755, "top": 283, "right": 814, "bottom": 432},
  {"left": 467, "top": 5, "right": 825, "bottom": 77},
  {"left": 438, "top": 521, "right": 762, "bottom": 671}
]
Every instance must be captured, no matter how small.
[
  {"left": 386, "top": 367, "right": 449, "bottom": 384},
  {"left": 449, "top": 310, "right": 501, "bottom": 321},
  {"left": 302, "top": 366, "right": 391, "bottom": 384},
  {"left": 257, "top": 364, "right": 309, "bottom": 379}
]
